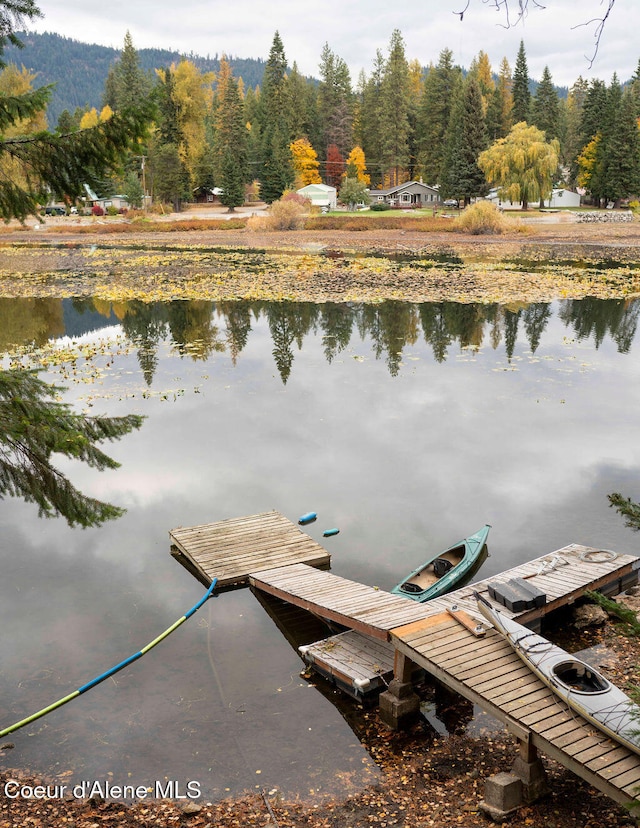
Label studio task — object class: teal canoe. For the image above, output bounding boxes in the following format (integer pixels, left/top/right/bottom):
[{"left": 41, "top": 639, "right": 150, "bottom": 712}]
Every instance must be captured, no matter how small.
[{"left": 391, "top": 524, "right": 491, "bottom": 602}]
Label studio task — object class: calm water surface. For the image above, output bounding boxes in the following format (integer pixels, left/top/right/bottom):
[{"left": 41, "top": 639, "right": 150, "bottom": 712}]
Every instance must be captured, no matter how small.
[{"left": 1, "top": 296, "right": 639, "bottom": 801}]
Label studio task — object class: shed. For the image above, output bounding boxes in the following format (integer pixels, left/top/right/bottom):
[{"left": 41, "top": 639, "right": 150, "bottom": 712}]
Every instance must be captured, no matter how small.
[
  {"left": 296, "top": 183, "right": 337, "bottom": 210},
  {"left": 486, "top": 187, "right": 580, "bottom": 210}
]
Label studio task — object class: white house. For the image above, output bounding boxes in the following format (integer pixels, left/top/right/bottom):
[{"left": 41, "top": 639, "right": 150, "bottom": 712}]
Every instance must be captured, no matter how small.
[
  {"left": 486, "top": 187, "right": 581, "bottom": 209},
  {"left": 296, "top": 183, "right": 337, "bottom": 210},
  {"left": 82, "top": 184, "right": 130, "bottom": 212}
]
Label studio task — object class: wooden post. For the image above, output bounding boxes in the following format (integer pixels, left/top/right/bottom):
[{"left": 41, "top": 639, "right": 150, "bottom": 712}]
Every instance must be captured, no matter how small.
[
  {"left": 511, "top": 731, "right": 548, "bottom": 803},
  {"left": 378, "top": 649, "right": 420, "bottom": 730}
]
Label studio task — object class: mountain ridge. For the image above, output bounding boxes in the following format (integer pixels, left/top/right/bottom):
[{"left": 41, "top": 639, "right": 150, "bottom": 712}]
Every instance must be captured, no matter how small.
[{"left": 3, "top": 31, "right": 268, "bottom": 125}]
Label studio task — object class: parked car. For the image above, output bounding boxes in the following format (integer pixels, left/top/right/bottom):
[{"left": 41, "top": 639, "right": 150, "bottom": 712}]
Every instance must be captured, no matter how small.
[
  {"left": 42, "top": 205, "right": 66, "bottom": 216},
  {"left": 442, "top": 199, "right": 459, "bottom": 209}
]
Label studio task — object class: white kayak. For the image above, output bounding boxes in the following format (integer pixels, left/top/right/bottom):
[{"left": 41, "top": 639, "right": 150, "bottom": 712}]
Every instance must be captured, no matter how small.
[{"left": 475, "top": 592, "right": 640, "bottom": 756}]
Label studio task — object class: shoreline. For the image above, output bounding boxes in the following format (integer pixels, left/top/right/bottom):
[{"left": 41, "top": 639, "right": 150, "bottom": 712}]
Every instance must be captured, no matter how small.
[{"left": 1, "top": 608, "right": 637, "bottom": 827}]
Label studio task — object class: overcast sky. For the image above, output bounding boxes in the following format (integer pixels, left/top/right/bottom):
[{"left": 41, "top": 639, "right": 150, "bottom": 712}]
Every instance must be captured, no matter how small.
[{"left": 31, "top": 0, "right": 638, "bottom": 87}]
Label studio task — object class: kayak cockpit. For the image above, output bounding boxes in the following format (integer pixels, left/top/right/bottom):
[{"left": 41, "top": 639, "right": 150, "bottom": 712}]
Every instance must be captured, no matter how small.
[
  {"left": 552, "top": 660, "right": 611, "bottom": 694},
  {"left": 398, "top": 548, "right": 462, "bottom": 594}
]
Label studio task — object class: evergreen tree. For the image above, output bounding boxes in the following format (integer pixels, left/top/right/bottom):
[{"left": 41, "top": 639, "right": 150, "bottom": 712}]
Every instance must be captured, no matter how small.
[
  {"left": 531, "top": 66, "right": 560, "bottom": 139},
  {"left": 603, "top": 89, "right": 640, "bottom": 202},
  {"left": 590, "top": 74, "right": 623, "bottom": 204},
  {"left": 55, "top": 108, "right": 76, "bottom": 135},
  {"left": 561, "top": 76, "right": 589, "bottom": 182},
  {"left": 243, "top": 86, "right": 262, "bottom": 184},
  {"left": 317, "top": 43, "right": 353, "bottom": 158},
  {"left": 214, "top": 58, "right": 248, "bottom": 211},
  {"left": 358, "top": 53, "right": 385, "bottom": 187},
  {"left": 379, "top": 29, "right": 412, "bottom": 187},
  {"left": 440, "top": 76, "right": 488, "bottom": 204},
  {"left": 416, "top": 48, "right": 461, "bottom": 184},
  {"left": 286, "top": 62, "right": 318, "bottom": 144},
  {"left": 156, "top": 67, "right": 183, "bottom": 146},
  {"left": 0, "top": 368, "right": 143, "bottom": 527},
  {"left": 406, "top": 58, "right": 423, "bottom": 180},
  {"left": 149, "top": 141, "right": 189, "bottom": 210},
  {"left": 103, "top": 31, "right": 152, "bottom": 113},
  {"left": 631, "top": 58, "right": 640, "bottom": 115},
  {"left": 579, "top": 78, "right": 608, "bottom": 145},
  {"left": 260, "top": 31, "right": 294, "bottom": 202},
  {"left": 512, "top": 40, "right": 531, "bottom": 124}
]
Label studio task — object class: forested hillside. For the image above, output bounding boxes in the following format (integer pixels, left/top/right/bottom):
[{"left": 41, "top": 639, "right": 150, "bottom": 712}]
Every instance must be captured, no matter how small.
[{"left": 3, "top": 31, "right": 267, "bottom": 125}]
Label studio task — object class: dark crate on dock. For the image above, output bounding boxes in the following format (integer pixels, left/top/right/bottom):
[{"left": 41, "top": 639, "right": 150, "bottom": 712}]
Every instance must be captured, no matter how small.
[{"left": 488, "top": 577, "right": 546, "bottom": 612}]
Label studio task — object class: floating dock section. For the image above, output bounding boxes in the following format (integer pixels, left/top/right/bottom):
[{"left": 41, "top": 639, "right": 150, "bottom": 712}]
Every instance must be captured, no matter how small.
[{"left": 169, "top": 510, "right": 330, "bottom": 589}]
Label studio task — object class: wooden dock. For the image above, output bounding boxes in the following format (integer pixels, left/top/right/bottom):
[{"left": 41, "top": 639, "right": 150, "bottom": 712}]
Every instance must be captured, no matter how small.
[
  {"left": 169, "top": 510, "right": 330, "bottom": 589},
  {"left": 248, "top": 543, "right": 640, "bottom": 807},
  {"left": 250, "top": 562, "right": 432, "bottom": 639},
  {"left": 295, "top": 544, "right": 639, "bottom": 696},
  {"left": 169, "top": 514, "right": 640, "bottom": 810},
  {"left": 392, "top": 610, "right": 640, "bottom": 807}
]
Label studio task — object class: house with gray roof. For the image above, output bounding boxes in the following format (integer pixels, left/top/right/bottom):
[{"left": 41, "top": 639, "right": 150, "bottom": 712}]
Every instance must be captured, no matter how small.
[{"left": 372, "top": 180, "right": 440, "bottom": 207}]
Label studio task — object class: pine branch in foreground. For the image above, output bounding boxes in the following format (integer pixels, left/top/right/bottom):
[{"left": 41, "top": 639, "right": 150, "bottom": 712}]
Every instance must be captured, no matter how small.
[
  {"left": 0, "top": 368, "right": 144, "bottom": 527},
  {"left": 609, "top": 492, "right": 640, "bottom": 532},
  {"left": 0, "top": 101, "right": 152, "bottom": 221}
]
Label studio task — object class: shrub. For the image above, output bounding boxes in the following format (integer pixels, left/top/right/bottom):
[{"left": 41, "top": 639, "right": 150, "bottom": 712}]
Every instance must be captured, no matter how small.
[
  {"left": 453, "top": 201, "right": 507, "bottom": 235},
  {"left": 370, "top": 202, "right": 391, "bottom": 211},
  {"left": 248, "top": 198, "right": 307, "bottom": 231},
  {"left": 105, "top": 206, "right": 119, "bottom": 216},
  {"left": 91, "top": 204, "right": 104, "bottom": 217},
  {"left": 280, "top": 191, "right": 311, "bottom": 208}
]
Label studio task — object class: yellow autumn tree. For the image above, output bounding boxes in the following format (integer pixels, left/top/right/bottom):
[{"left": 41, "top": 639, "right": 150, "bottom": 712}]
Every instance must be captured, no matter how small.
[
  {"left": 0, "top": 64, "right": 47, "bottom": 133},
  {"left": 0, "top": 64, "right": 48, "bottom": 198},
  {"left": 79, "top": 106, "right": 113, "bottom": 130},
  {"left": 165, "top": 60, "right": 215, "bottom": 185},
  {"left": 345, "top": 145, "right": 370, "bottom": 185},
  {"left": 576, "top": 134, "right": 601, "bottom": 190},
  {"left": 290, "top": 137, "right": 321, "bottom": 186},
  {"left": 470, "top": 50, "right": 495, "bottom": 113},
  {"left": 478, "top": 121, "right": 559, "bottom": 210}
]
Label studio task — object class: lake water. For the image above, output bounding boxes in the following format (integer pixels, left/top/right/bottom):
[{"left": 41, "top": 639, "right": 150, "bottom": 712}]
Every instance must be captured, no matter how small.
[{"left": 1, "top": 296, "right": 639, "bottom": 801}]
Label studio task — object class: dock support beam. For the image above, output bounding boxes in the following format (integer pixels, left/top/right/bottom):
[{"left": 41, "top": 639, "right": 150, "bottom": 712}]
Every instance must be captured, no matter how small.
[
  {"left": 511, "top": 734, "right": 548, "bottom": 803},
  {"left": 378, "top": 651, "right": 420, "bottom": 730}
]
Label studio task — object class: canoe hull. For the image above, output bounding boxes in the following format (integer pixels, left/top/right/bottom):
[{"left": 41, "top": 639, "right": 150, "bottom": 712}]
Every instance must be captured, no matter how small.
[
  {"left": 392, "top": 524, "right": 491, "bottom": 602},
  {"left": 476, "top": 595, "right": 640, "bottom": 756}
]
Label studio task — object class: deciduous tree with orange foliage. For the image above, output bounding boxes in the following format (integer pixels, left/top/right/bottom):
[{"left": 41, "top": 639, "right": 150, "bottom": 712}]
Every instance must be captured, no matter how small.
[{"left": 325, "top": 143, "right": 344, "bottom": 189}]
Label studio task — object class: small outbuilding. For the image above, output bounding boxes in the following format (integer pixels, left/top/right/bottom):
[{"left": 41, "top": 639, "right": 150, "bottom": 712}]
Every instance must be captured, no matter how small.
[
  {"left": 296, "top": 183, "right": 337, "bottom": 210},
  {"left": 486, "top": 187, "right": 581, "bottom": 209}
]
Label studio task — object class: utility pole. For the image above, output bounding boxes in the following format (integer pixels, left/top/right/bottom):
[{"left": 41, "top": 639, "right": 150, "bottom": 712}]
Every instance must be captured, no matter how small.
[{"left": 140, "top": 155, "right": 147, "bottom": 211}]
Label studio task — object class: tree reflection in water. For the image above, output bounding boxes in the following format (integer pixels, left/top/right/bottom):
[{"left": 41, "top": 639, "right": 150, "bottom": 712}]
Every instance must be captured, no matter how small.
[{"left": 0, "top": 296, "right": 638, "bottom": 386}]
